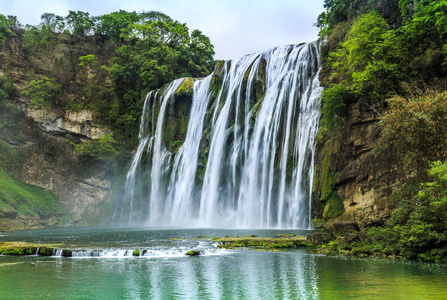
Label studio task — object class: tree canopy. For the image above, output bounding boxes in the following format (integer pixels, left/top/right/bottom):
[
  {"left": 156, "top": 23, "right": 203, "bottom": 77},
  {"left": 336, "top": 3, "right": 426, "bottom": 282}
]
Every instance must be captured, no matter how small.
[{"left": 1, "top": 10, "right": 215, "bottom": 146}]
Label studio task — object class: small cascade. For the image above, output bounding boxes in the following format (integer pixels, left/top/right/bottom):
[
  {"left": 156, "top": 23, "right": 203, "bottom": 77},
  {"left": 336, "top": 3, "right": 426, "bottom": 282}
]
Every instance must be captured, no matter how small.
[{"left": 113, "top": 41, "right": 323, "bottom": 229}]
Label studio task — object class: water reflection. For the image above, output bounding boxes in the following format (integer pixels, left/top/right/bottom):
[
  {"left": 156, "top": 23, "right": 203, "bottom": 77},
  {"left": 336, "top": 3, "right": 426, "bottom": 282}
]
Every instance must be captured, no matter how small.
[
  {"left": 2, "top": 227, "right": 447, "bottom": 299},
  {"left": 126, "top": 250, "right": 321, "bottom": 299}
]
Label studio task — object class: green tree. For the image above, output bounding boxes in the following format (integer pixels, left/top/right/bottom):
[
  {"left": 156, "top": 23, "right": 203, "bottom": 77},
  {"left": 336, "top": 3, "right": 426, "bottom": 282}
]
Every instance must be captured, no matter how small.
[
  {"left": 391, "top": 161, "right": 447, "bottom": 263},
  {"left": 0, "top": 74, "right": 16, "bottom": 102},
  {"left": 65, "top": 10, "right": 94, "bottom": 36},
  {"left": 0, "top": 13, "right": 13, "bottom": 47},
  {"left": 23, "top": 76, "right": 62, "bottom": 108},
  {"left": 317, "top": 0, "right": 400, "bottom": 37},
  {"left": 95, "top": 10, "right": 140, "bottom": 41},
  {"left": 79, "top": 54, "right": 97, "bottom": 67},
  {"left": 180, "top": 30, "right": 215, "bottom": 77},
  {"left": 40, "top": 13, "right": 65, "bottom": 33},
  {"left": 328, "top": 11, "right": 405, "bottom": 100}
]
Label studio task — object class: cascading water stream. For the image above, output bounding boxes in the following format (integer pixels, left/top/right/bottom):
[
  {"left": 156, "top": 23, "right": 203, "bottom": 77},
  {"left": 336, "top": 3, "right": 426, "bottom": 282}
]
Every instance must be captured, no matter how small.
[{"left": 113, "top": 41, "right": 323, "bottom": 229}]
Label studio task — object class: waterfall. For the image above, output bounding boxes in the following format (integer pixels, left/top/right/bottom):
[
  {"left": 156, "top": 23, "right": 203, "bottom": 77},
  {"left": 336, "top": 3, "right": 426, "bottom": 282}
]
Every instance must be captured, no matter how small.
[{"left": 113, "top": 41, "right": 323, "bottom": 229}]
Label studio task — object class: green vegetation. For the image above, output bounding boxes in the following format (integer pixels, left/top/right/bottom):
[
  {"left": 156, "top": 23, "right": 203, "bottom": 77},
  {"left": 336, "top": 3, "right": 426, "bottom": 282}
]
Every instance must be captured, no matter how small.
[
  {"left": 0, "top": 167, "right": 65, "bottom": 218},
  {"left": 0, "top": 10, "right": 215, "bottom": 146},
  {"left": 319, "top": 84, "right": 347, "bottom": 133},
  {"left": 321, "top": 161, "right": 447, "bottom": 263},
  {"left": 380, "top": 91, "right": 447, "bottom": 172},
  {"left": 74, "top": 134, "right": 119, "bottom": 163},
  {"left": 318, "top": 0, "right": 447, "bottom": 102},
  {"left": 0, "top": 74, "right": 16, "bottom": 101},
  {"left": 23, "top": 76, "right": 62, "bottom": 108},
  {"left": 79, "top": 54, "right": 97, "bottom": 67},
  {"left": 0, "top": 14, "right": 14, "bottom": 47},
  {"left": 213, "top": 236, "right": 312, "bottom": 249},
  {"left": 316, "top": 0, "right": 447, "bottom": 263},
  {"left": 0, "top": 242, "right": 63, "bottom": 256}
]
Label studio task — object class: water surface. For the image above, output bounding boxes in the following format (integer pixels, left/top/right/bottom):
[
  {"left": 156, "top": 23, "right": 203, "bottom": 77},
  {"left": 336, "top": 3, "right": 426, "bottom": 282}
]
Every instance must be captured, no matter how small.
[{"left": 1, "top": 227, "right": 447, "bottom": 299}]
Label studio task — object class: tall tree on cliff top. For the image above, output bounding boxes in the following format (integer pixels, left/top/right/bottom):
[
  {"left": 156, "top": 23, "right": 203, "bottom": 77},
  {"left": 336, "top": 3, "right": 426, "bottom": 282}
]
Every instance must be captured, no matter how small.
[
  {"left": 0, "top": 14, "right": 13, "bottom": 46},
  {"left": 65, "top": 10, "right": 95, "bottom": 36}
]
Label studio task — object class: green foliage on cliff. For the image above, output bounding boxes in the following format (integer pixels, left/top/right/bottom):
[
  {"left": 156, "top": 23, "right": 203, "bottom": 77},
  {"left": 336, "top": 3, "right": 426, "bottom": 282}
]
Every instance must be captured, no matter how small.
[
  {"left": 380, "top": 91, "right": 447, "bottom": 172},
  {"left": 0, "top": 14, "right": 14, "bottom": 47},
  {"left": 74, "top": 134, "right": 119, "bottom": 163},
  {"left": 0, "top": 74, "right": 16, "bottom": 101},
  {"left": 317, "top": 0, "right": 447, "bottom": 222},
  {"left": 23, "top": 76, "right": 62, "bottom": 108},
  {"left": 319, "top": 84, "right": 347, "bottom": 132},
  {"left": 342, "top": 161, "right": 447, "bottom": 263},
  {"left": 319, "top": 0, "right": 447, "bottom": 100},
  {"left": 79, "top": 54, "right": 97, "bottom": 67},
  {"left": 318, "top": 2, "right": 447, "bottom": 259}
]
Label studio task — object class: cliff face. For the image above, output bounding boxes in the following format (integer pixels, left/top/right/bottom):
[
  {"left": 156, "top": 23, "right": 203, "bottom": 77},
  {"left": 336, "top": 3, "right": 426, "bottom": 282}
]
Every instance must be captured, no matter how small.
[
  {"left": 0, "top": 27, "right": 408, "bottom": 230},
  {"left": 312, "top": 100, "right": 407, "bottom": 227},
  {"left": 0, "top": 31, "right": 118, "bottom": 230}
]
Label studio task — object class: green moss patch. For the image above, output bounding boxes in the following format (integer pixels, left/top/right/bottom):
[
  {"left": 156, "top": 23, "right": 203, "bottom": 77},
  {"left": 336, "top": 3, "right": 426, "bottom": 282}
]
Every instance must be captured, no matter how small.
[
  {"left": 323, "top": 192, "right": 345, "bottom": 219},
  {"left": 213, "top": 236, "right": 312, "bottom": 249}
]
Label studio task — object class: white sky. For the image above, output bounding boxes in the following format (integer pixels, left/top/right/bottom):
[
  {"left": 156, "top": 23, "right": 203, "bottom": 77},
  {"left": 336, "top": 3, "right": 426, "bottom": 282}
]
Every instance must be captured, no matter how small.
[{"left": 0, "top": 0, "right": 325, "bottom": 60}]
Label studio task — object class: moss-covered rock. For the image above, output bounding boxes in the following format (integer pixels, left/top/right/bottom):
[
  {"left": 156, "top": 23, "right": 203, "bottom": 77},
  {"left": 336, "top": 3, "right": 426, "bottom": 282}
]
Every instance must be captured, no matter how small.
[
  {"left": 175, "top": 78, "right": 195, "bottom": 97},
  {"left": 0, "top": 242, "right": 60, "bottom": 256},
  {"left": 213, "top": 235, "right": 312, "bottom": 249},
  {"left": 185, "top": 250, "right": 201, "bottom": 256}
]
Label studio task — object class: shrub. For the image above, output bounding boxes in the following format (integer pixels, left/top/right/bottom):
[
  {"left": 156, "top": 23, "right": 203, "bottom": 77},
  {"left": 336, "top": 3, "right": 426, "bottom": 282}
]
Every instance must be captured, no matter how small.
[
  {"left": 363, "top": 161, "right": 447, "bottom": 263},
  {"left": 0, "top": 74, "right": 16, "bottom": 101},
  {"left": 23, "top": 76, "right": 62, "bottom": 108},
  {"left": 380, "top": 91, "right": 447, "bottom": 172},
  {"left": 320, "top": 84, "right": 348, "bottom": 132},
  {"left": 79, "top": 54, "right": 97, "bottom": 67},
  {"left": 74, "top": 134, "right": 118, "bottom": 162}
]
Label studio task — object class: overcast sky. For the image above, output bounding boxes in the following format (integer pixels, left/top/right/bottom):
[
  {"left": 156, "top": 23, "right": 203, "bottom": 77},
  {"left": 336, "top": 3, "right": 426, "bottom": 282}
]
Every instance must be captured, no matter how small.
[{"left": 0, "top": 0, "right": 325, "bottom": 60}]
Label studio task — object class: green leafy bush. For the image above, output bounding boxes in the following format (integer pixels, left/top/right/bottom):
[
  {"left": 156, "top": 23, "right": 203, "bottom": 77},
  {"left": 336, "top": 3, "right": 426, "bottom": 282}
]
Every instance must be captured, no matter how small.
[
  {"left": 328, "top": 11, "right": 404, "bottom": 100},
  {"left": 0, "top": 74, "right": 16, "bottom": 101},
  {"left": 74, "top": 134, "right": 118, "bottom": 162},
  {"left": 345, "top": 161, "right": 447, "bottom": 263},
  {"left": 0, "top": 13, "right": 13, "bottom": 47},
  {"left": 79, "top": 54, "right": 97, "bottom": 67},
  {"left": 23, "top": 76, "right": 62, "bottom": 108}
]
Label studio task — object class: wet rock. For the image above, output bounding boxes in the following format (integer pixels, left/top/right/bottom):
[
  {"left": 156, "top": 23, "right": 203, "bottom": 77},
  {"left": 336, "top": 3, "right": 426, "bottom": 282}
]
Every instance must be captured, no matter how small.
[
  {"left": 185, "top": 250, "right": 201, "bottom": 256},
  {"left": 341, "top": 231, "right": 372, "bottom": 245},
  {"left": 364, "top": 218, "right": 386, "bottom": 228},
  {"left": 38, "top": 247, "right": 55, "bottom": 256},
  {"left": 306, "top": 232, "right": 334, "bottom": 246},
  {"left": 61, "top": 249, "right": 72, "bottom": 257},
  {"left": 331, "top": 222, "right": 359, "bottom": 235}
]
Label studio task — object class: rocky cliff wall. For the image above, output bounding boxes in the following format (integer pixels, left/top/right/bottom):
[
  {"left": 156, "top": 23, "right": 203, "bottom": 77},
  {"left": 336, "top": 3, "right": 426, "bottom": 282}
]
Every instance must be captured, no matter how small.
[
  {"left": 312, "top": 100, "right": 407, "bottom": 227},
  {"left": 0, "top": 31, "right": 118, "bottom": 230}
]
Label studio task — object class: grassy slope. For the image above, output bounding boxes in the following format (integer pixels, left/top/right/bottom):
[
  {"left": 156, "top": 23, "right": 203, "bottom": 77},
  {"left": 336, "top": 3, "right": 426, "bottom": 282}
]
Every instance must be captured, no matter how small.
[{"left": 0, "top": 166, "right": 65, "bottom": 218}]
